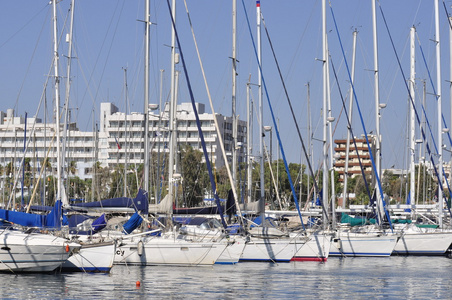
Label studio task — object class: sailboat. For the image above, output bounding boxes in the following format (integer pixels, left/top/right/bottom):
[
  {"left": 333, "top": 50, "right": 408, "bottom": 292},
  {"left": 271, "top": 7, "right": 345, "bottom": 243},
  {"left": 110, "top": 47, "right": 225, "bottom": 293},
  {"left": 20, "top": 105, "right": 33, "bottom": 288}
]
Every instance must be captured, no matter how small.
[
  {"left": 111, "top": 195, "right": 227, "bottom": 266},
  {"left": 235, "top": 0, "right": 313, "bottom": 262},
  {"left": 51, "top": 0, "right": 117, "bottom": 273},
  {"left": 113, "top": 0, "right": 227, "bottom": 266},
  {"left": 326, "top": 0, "right": 399, "bottom": 257},
  {"left": 61, "top": 239, "right": 116, "bottom": 272},
  {"left": 0, "top": 199, "right": 80, "bottom": 273},
  {"left": 5, "top": 0, "right": 117, "bottom": 273},
  {"left": 0, "top": 228, "right": 77, "bottom": 273},
  {"left": 390, "top": 4, "right": 452, "bottom": 256}
]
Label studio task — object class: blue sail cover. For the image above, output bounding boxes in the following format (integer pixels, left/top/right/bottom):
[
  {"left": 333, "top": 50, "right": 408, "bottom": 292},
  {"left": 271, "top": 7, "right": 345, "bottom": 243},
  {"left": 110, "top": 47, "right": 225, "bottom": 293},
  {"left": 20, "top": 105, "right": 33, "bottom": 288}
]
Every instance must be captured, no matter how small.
[
  {"left": 92, "top": 214, "right": 107, "bottom": 232},
  {"left": 0, "top": 209, "right": 45, "bottom": 227},
  {"left": 122, "top": 212, "right": 143, "bottom": 234},
  {"left": 0, "top": 200, "right": 64, "bottom": 229},
  {"left": 68, "top": 214, "right": 91, "bottom": 228},
  {"left": 71, "top": 189, "right": 148, "bottom": 213},
  {"left": 45, "top": 200, "right": 62, "bottom": 229}
]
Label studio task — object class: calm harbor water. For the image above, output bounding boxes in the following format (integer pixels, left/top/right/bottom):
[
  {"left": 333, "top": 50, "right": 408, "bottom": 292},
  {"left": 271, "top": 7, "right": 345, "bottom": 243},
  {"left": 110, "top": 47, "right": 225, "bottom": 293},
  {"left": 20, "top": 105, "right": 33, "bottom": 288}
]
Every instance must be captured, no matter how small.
[{"left": 1, "top": 256, "right": 452, "bottom": 299}]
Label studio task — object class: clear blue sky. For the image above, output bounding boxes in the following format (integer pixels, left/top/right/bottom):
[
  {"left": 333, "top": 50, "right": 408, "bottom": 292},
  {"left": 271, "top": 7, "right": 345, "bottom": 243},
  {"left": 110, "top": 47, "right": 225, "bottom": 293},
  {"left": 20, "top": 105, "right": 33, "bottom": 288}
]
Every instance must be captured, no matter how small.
[{"left": 0, "top": 0, "right": 451, "bottom": 170}]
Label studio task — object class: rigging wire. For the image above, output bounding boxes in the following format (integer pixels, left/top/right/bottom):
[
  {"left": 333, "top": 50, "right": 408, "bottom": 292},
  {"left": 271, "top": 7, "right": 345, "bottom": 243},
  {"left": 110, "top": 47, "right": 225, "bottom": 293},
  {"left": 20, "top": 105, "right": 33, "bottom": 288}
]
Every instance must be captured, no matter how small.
[
  {"left": 75, "top": 0, "right": 125, "bottom": 126},
  {"left": 0, "top": 4, "right": 49, "bottom": 50},
  {"left": 329, "top": 58, "right": 374, "bottom": 209},
  {"left": 376, "top": 1, "right": 452, "bottom": 219},
  {"left": 329, "top": 2, "right": 393, "bottom": 230},
  {"left": 181, "top": 0, "right": 247, "bottom": 228},
  {"left": 241, "top": 0, "right": 313, "bottom": 230},
  {"left": 165, "top": 0, "right": 228, "bottom": 229}
]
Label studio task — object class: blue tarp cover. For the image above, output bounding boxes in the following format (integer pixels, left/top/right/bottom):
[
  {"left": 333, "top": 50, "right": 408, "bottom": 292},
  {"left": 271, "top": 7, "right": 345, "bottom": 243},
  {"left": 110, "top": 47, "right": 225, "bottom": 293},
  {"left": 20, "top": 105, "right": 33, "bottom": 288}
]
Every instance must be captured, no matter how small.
[
  {"left": 0, "top": 200, "right": 64, "bottom": 229},
  {"left": 71, "top": 189, "right": 148, "bottom": 213},
  {"left": 45, "top": 200, "right": 62, "bottom": 228},
  {"left": 0, "top": 209, "right": 45, "bottom": 227},
  {"left": 68, "top": 214, "right": 91, "bottom": 228},
  {"left": 92, "top": 214, "right": 107, "bottom": 232},
  {"left": 123, "top": 212, "right": 143, "bottom": 234}
]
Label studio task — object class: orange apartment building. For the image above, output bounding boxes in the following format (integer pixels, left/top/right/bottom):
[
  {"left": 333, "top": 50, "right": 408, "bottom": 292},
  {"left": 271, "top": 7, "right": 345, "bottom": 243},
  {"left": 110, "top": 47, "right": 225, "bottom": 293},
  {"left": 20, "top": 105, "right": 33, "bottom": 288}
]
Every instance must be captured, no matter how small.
[{"left": 334, "top": 135, "right": 376, "bottom": 183}]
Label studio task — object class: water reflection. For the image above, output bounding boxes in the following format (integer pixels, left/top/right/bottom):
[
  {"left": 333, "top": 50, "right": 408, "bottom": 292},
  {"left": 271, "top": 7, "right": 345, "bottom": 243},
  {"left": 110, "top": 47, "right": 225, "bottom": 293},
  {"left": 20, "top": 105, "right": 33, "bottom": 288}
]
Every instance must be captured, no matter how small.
[{"left": 0, "top": 257, "right": 451, "bottom": 299}]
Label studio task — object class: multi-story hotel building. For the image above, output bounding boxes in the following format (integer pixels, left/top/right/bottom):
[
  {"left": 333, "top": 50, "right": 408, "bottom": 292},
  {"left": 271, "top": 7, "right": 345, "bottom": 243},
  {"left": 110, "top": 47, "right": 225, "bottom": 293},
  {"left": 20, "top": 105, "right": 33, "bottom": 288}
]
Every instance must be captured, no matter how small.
[
  {"left": 0, "top": 109, "right": 99, "bottom": 181},
  {"left": 0, "top": 102, "right": 247, "bottom": 181},
  {"left": 333, "top": 135, "right": 376, "bottom": 182},
  {"left": 100, "top": 102, "right": 247, "bottom": 169}
]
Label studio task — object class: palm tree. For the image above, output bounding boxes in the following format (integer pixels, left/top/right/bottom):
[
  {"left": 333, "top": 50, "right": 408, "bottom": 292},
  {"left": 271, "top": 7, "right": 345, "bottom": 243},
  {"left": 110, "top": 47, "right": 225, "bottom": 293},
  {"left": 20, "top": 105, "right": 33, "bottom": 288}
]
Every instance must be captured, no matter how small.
[
  {"left": 69, "top": 161, "right": 77, "bottom": 175},
  {"left": 5, "top": 162, "right": 13, "bottom": 177}
]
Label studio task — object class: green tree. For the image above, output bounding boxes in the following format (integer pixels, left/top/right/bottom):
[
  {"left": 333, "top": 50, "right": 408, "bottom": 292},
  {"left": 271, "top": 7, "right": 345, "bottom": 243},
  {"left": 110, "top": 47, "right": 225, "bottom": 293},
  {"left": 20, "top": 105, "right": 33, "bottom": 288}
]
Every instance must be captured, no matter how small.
[
  {"left": 68, "top": 176, "right": 86, "bottom": 199},
  {"left": 352, "top": 173, "right": 372, "bottom": 205},
  {"left": 179, "top": 145, "right": 209, "bottom": 207},
  {"left": 108, "top": 165, "right": 123, "bottom": 199},
  {"left": 5, "top": 162, "right": 13, "bottom": 176},
  {"left": 45, "top": 175, "right": 56, "bottom": 205},
  {"left": 413, "top": 164, "right": 436, "bottom": 204},
  {"left": 69, "top": 161, "right": 77, "bottom": 175},
  {"left": 214, "top": 165, "right": 231, "bottom": 199}
]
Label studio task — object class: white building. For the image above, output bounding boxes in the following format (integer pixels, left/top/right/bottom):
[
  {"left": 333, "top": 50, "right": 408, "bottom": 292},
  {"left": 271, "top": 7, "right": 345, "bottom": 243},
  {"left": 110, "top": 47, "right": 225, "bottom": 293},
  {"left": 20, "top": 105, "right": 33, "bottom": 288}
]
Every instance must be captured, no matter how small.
[
  {"left": 0, "top": 102, "right": 247, "bottom": 181},
  {"left": 100, "top": 102, "right": 247, "bottom": 169},
  {"left": 0, "top": 109, "right": 100, "bottom": 181}
]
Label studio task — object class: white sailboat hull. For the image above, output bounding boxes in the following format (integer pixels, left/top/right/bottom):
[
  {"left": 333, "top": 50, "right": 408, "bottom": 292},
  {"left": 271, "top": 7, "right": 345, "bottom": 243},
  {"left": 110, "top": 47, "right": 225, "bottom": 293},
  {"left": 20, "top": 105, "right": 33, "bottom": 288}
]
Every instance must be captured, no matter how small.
[
  {"left": 62, "top": 241, "right": 116, "bottom": 272},
  {"left": 330, "top": 232, "right": 398, "bottom": 257},
  {"left": 114, "top": 234, "right": 226, "bottom": 266},
  {"left": 239, "top": 237, "right": 306, "bottom": 262},
  {"left": 0, "top": 230, "right": 75, "bottom": 272},
  {"left": 215, "top": 238, "right": 246, "bottom": 264},
  {"left": 292, "top": 233, "right": 332, "bottom": 262},
  {"left": 393, "top": 232, "right": 452, "bottom": 256}
]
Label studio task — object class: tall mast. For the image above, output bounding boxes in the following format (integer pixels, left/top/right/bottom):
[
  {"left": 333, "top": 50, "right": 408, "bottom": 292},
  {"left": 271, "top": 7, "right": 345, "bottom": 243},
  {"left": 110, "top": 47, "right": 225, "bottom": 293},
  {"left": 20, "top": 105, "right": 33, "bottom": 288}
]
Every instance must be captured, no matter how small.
[
  {"left": 232, "top": 0, "right": 238, "bottom": 188},
  {"left": 409, "top": 26, "right": 416, "bottom": 215},
  {"left": 450, "top": 16, "right": 452, "bottom": 150},
  {"left": 92, "top": 113, "right": 96, "bottom": 202},
  {"left": 168, "top": 0, "right": 177, "bottom": 205},
  {"left": 21, "top": 113, "right": 27, "bottom": 207},
  {"left": 256, "top": 0, "right": 264, "bottom": 216},
  {"left": 342, "top": 29, "right": 357, "bottom": 209},
  {"left": 435, "top": 0, "right": 443, "bottom": 227},
  {"left": 157, "top": 69, "right": 164, "bottom": 204},
  {"left": 62, "top": 0, "right": 75, "bottom": 206},
  {"left": 52, "top": 0, "right": 62, "bottom": 202},
  {"left": 372, "top": 0, "right": 381, "bottom": 177},
  {"left": 326, "top": 38, "right": 335, "bottom": 228},
  {"left": 322, "top": 0, "right": 328, "bottom": 223},
  {"left": 372, "top": 0, "right": 384, "bottom": 222},
  {"left": 422, "top": 80, "right": 427, "bottom": 204},
  {"left": 123, "top": 68, "right": 128, "bottom": 198},
  {"left": 173, "top": 70, "right": 180, "bottom": 205},
  {"left": 449, "top": 16, "right": 452, "bottom": 207},
  {"left": 43, "top": 94, "right": 47, "bottom": 205},
  {"left": 144, "top": 0, "right": 151, "bottom": 193},
  {"left": 247, "top": 82, "right": 253, "bottom": 204},
  {"left": 306, "top": 83, "right": 312, "bottom": 205}
]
